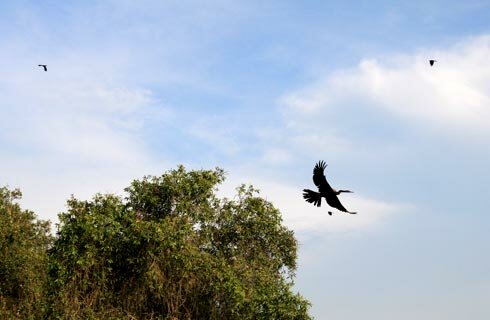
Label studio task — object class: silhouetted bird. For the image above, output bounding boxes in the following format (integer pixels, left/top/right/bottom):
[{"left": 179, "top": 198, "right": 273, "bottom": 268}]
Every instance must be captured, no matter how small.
[
  {"left": 38, "top": 64, "right": 47, "bottom": 71},
  {"left": 429, "top": 60, "right": 436, "bottom": 66},
  {"left": 303, "top": 160, "right": 356, "bottom": 214}
]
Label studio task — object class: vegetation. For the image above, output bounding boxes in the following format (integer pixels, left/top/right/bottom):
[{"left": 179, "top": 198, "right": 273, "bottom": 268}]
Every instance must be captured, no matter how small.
[
  {"left": 1, "top": 166, "right": 312, "bottom": 319},
  {"left": 0, "top": 187, "right": 52, "bottom": 319}
]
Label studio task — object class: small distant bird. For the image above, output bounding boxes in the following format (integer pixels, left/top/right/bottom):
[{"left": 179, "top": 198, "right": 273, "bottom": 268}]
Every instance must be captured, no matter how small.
[
  {"left": 429, "top": 60, "right": 437, "bottom": 66},
  {"left": 303, "top": 160, "right": 356, "bottom": 214},
  {"left": 38, "top": 64, "right": 47, "bottom": 71}
]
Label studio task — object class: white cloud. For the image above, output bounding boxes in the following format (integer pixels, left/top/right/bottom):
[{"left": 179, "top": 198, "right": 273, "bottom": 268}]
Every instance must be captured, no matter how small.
[
  {"left": 218, "top": 175, "right": 407, "bottom": 237},
  {"left": 0, "top": 41, "right": 169, "bottom": 225},
  {"left": 282, "top": 35, "right": 490, "bottom": 135},
  {"left": 0, "top": 38, "right": 173, "bottom": 164},
  {"left": 1, "top": 82, "right": 154, "bottom": 163}
]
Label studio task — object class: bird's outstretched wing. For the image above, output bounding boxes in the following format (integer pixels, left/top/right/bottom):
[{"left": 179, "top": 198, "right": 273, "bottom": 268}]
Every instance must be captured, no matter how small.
[
  {"left": 326, "top": 195, "right": 356, "bottom": 214},
  {"left": 312, "top": 160, "right": 332, "bottom": 193}
]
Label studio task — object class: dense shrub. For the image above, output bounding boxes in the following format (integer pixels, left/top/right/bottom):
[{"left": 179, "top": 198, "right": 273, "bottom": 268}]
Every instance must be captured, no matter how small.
[{"left": 0, "top": 187, "right": 52, "bottom": 319}]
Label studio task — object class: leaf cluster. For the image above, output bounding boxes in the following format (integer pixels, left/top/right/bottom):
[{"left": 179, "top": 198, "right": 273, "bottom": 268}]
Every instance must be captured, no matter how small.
[{"left": 0, "top": 187, "right": 52, "bottom": 319}]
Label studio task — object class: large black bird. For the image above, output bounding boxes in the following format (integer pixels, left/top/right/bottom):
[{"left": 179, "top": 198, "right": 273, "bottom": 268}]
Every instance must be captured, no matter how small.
[
  {"left": 429, "top": 60, "right": 437, "bottom": 66},
  {"left": 38, "top": 64, "right": 47, "bottom": 71},
  {"left": 303, "top": 160, "right": 356, "bottom": 215}
]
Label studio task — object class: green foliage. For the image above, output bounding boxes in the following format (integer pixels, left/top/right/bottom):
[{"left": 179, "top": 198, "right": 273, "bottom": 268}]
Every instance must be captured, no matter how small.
[
  {"left": 1, "top": 166, "right": 312, "bottom": 319},
  {"left": 0, "top": 187, "right": 52, "bottom": 319}
]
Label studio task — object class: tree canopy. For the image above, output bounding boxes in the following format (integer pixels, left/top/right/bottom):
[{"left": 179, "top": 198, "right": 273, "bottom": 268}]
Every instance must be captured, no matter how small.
[{"left": 2, "top": 166, "right": 312, "bottom": 319}]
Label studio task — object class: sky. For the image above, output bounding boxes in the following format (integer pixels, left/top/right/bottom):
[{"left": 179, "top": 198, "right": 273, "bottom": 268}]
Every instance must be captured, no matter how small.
[{"left": 1, "top": 1, "right": 490, "bottom": 318}]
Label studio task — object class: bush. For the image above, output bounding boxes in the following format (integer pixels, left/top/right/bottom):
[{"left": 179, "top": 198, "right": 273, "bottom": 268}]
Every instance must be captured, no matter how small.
[{"left": 0, "top": 187, "right": 52, "bottom": 319}]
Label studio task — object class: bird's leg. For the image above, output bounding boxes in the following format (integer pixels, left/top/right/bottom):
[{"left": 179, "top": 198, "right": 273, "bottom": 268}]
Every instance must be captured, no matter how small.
[{"left": 338, "top": 190, "right": 353, "bottom": 193}]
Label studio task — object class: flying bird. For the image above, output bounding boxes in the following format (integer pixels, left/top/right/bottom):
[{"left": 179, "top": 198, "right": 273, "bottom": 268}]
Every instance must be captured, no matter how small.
[
  {"left": 303, "top": 160, "right": 356, "bottom": 214},
  {"left": 38, "top": 64, "right": 47, "bottom": 71},
  {"left": 429, "top": 60, "right": 437, "bottom": 66}
]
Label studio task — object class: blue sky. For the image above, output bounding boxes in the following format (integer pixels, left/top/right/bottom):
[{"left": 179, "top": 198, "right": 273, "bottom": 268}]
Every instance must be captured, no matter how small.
[{"left": 1, "top": 1, "right": 490, "bottom": 318}]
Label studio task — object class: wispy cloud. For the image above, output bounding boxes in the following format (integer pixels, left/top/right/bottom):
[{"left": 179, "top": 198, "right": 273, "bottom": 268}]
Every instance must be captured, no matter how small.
[
  {"left": 0, "top": 38, "right": 169, "bottom": 223},
  {"left": 1, "top": 77, "right": 155, "bottom": 163},
  {"left": 219, "top": 175, "right": 407, "bottom": 237},
  {"left": 282, "top": 35, "right": 490, "bottom": 137}
]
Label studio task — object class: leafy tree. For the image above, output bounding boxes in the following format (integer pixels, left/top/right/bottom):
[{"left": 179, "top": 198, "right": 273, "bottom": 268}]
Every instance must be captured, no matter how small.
[
  {"left": 0, "top": 187, "right": 52, "bottom": 319},
  {"left": 48, "top": 166, "right": 312, "bottom": 319}
]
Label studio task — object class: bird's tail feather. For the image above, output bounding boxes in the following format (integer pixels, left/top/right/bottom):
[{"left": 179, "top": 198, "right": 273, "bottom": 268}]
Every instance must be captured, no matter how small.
[{"left": 303, "top": 189, "right": 322, "bottom": 207}]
